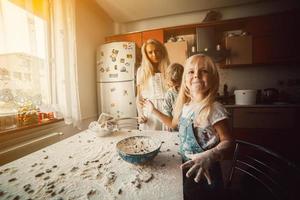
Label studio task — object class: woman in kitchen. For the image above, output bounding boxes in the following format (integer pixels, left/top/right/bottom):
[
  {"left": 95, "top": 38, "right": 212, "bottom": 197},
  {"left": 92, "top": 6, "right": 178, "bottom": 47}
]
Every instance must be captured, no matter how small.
[
  {"left": 136, "top": 38, "right": 170, "bottom": 130},
  {"left": 169, "top": 54, "right": 234, "bottom": 199}
]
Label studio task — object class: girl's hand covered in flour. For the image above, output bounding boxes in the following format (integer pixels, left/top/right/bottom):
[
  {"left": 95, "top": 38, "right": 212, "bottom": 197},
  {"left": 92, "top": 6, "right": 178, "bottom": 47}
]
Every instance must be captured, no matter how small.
[
  {"left": 181, "top": 140, "right": 232, "bottom": 184},
  {"left": 181, "top": 150, "right": 216, "bottom": 185}
]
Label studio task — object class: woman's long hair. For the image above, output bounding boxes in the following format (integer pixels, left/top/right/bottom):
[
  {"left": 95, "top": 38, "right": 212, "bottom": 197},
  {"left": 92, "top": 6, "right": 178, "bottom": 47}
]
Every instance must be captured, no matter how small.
[
  {"left": 139, "top": 39, "right": 170, "bottom": 90},
  {"left": 173, "top": 54, "right": 220, "bottom": 125}
]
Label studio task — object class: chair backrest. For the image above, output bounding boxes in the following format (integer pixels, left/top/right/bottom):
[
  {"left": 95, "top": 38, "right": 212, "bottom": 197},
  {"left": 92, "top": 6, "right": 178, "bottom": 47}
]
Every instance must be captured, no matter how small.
[{"left": 226, "top": 140, "right": 300, "bottom": 200}]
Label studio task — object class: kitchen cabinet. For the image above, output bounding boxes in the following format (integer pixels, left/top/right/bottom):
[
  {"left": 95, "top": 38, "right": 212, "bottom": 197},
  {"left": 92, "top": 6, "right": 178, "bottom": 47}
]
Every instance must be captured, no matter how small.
[
  {"left": 227, "top": 106, "right": 299, "bottom": 165},
  {"left": 105, "top": 29, "right": 164, "bottom": 48},
  {"left": 105, "top": 32, "right": 142, "bottom": 47},
  {"left": 105, "top": 9, "right": 299, "bottom": 67},
  {"left": 141, "top": 29, "right": 164, "bottom": 44},
  {"left": 225, "top": 35, "right": 252, "bottom": 65},
  {"left": 245, "top": 11, "right": 299, "bottom": 65},
  {"left": 232, "top": 107, "right": 294, "bottom": 129},
  {"left": 164, "top": 41, "right": 188, "bottom": 65}
]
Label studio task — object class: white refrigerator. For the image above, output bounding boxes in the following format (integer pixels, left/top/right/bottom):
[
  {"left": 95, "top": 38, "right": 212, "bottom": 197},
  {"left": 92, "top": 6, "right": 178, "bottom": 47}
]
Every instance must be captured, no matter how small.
[{"left": 96, "top": 42, "right": 137, "bottom": 124}]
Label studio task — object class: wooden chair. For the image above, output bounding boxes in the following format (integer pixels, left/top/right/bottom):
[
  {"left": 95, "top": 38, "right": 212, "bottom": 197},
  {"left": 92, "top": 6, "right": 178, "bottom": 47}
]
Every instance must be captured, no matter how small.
[{"left": 225, "top": 140, "right": 300, "bottom": 200}]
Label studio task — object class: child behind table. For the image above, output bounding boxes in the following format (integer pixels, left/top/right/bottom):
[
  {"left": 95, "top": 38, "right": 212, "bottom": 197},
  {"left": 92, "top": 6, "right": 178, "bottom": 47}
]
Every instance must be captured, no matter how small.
[
  {"left": 144, "top": 63, "right": 184, "bottom": 131},
  {"left": 163, "top": 63, "right": 184, "bottom": 118}
]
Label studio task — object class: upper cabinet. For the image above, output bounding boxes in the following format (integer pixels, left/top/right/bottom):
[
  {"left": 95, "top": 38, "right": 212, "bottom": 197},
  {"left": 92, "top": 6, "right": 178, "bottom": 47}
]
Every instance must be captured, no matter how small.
[
  {"left": 105, "top": 29, "right": 164, "bottom": 48},
  {"left": 245, "top": 11, "right": 299, "bottom": 65},
  {"left": 104, "top": 9, "right": 299, "bottom": 67},
  {"left": 105, "top": 32, "right": 143, "bottom": 48},
  {"left": 141, "top": 29, "right": 164, "bottom": 44}
]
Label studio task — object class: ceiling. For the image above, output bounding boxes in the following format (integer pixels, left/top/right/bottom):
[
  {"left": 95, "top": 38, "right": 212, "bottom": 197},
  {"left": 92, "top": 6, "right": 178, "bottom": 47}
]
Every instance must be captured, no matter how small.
[{"left": 95, "top": 0, "right": 266, "bottom": 23}]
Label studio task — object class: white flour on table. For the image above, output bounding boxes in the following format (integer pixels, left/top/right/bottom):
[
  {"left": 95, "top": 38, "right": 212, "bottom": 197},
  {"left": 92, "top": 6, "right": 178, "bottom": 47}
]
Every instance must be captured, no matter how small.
[{"left": 0, "top": 130, "right": 183, "bottom": 200}]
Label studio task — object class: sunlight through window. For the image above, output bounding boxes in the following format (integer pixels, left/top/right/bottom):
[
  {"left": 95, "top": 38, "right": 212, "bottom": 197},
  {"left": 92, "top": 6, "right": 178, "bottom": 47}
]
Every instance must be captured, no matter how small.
[{"left": 0, "top": 0, "right": 51, "bottom": 130}]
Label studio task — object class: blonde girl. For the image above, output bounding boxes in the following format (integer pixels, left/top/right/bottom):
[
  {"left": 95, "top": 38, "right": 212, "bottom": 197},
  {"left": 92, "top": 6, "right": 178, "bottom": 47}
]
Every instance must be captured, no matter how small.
[
  {"left": 144, "top": 63, "right": 184, "bottom": 130},
  {"left": 136, "top": 39, "right": 170, "bottom": 130},
  {"left": 170, "top": 54, "right": 234, "bottom": 199}
]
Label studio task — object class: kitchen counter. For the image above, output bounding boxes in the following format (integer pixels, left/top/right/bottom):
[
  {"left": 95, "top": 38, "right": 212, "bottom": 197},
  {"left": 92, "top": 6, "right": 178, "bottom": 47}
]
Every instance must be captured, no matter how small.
[{"left": 0, "top": 130, "right": 183, "bottom": 200}]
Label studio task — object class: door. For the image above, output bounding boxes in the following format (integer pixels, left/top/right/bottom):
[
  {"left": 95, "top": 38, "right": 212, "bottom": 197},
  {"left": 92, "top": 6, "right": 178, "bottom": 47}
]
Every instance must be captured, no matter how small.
[
  {"left": 97, "top": 81, "right": 137, "bottom": 118},
  {"left": 97, "top": 42, "right": 135, "bottom": 82}
]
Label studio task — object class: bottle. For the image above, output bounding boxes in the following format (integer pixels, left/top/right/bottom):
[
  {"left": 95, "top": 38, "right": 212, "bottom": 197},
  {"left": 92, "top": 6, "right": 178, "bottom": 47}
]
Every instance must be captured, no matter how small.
[
  {"left": 223, "top": 84, "right": 228, "bottom": 104},
  {"left": 190, "top": 46, "right": 196, "bottom": 56}
]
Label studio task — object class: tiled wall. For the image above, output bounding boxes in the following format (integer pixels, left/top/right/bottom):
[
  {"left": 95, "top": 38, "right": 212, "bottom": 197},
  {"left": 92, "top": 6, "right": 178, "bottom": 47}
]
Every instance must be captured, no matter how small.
[{"left": 218, "top": 65, "right": 300, "bottom": 97}]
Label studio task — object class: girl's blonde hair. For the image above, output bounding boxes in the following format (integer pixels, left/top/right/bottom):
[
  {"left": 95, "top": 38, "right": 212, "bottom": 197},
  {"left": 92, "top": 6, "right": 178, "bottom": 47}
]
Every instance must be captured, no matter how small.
[
  {"left": 139, "top": 39, "right": 170, "bottom": 89},
  {"left": 173, "top": 54, "right": 220, "bottom": 125},
  {"left": 166, "top": 63, "right": 184, "bottom": 89}
]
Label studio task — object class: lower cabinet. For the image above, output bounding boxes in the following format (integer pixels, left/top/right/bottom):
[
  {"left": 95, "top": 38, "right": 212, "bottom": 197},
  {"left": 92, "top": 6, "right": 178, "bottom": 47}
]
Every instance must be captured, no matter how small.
[{"left": 227, "top": 106, "right": 299, "bottom": 165}]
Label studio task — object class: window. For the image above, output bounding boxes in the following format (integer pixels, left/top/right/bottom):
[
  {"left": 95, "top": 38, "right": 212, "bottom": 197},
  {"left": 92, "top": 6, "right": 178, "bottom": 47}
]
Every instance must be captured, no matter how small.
[
  {"left": 0, "top": 0, "right": 52, "bottom": 130},
  {"left": 0, "top": 0, "right": 80, "bottom": 131}
]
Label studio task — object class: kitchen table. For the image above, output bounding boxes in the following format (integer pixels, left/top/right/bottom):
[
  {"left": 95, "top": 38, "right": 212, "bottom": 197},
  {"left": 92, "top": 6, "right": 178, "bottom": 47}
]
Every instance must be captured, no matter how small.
[{"left": 0, "top": 130, "right": 183, "bottom": 200}]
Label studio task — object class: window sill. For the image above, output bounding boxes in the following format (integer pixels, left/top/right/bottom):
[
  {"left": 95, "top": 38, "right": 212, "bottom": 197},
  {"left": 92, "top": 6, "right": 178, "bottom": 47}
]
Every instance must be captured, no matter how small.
[{"left": 0, "top": 118, "right": 64, "bottom": 134}]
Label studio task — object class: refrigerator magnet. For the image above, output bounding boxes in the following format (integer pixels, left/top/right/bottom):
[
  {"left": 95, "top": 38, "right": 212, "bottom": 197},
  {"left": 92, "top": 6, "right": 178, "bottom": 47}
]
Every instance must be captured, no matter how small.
[
  {"left": 110, "top": 88, "right": 116, "bottom": 92},
  {"left": 105, "top": 67, "right": 110, "bottom": 72},
  {"left": 114, "top": 65, "right": 118, "bottom": 70},
  {"left": 120, "top": 58, "right": 125, "bottom": 63},
  {"left": 112, "top": 49, "right": 119, "bottom": 55},
  {"left": 99, "top": 67, "right": 104, "bottom": 73},
  {"left": 125, "top": 62, "right": 130, "bottom": 66},
  {"left": 123, "top": 44, "right": 127, "bottom": 49},
  {"left": 127, "top": 54, "right": 132, "bottom": 59},
  {"left": 127, "top": 43, "right": 134, "bottom": 50},
  {"left": 109, "top": 74, "right": 118, "bottom": 78},
  {"left": 111, "top": 57, "right": 116, "bottom": 62},
  {"left": 120, "top": 66, "right": 126, "bottom": 72},
  {"left": 123, "top": 90, "right": 128, "bottom": 96}
]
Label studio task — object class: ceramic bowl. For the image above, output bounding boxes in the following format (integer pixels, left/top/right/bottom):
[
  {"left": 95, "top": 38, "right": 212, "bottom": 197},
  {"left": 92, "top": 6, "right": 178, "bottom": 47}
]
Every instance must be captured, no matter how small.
[{"left": 116, "top": 136, "right": 161, "bottom": 164}]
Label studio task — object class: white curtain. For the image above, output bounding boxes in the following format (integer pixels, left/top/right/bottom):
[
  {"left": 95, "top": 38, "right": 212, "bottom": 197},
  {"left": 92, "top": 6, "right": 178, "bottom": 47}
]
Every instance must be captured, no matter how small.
[{"left": 50, "top": 0, "right": 81, "bottom": 127}]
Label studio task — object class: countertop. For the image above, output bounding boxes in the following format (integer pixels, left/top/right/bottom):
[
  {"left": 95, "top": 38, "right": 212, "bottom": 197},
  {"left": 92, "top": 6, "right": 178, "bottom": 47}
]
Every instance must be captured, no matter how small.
[{"left": 0, "top": 130, "right": 183, "bottom": 200}]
